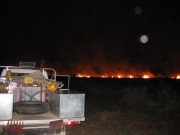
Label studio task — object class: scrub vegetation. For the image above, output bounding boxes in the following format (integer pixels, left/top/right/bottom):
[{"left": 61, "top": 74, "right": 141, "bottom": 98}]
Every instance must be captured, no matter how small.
[{"left": 67, "top": 78, "right": 180, "bottom": 135}]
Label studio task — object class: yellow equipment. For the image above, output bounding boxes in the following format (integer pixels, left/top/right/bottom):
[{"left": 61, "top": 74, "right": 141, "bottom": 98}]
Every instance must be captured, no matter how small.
[
  {"left": 46, "top": 80, "right": 57, "bottom": 92},
  {"left": 5, "top": 70, "right": 12, "bottom": 81},
  {"left": 0, "top": 82, "right": 7, "bottom": 91},
  {"left": 24, "top": 77, "right": 33, "bottom": 84}
]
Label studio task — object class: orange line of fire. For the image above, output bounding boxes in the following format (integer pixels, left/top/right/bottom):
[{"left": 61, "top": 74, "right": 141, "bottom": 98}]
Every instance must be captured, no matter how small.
[{"left": 76, "top": 73, "right": 180, "bottom": 79}]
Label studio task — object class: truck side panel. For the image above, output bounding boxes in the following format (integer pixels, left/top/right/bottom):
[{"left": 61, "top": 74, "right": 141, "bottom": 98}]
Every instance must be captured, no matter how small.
[
  {"left": 48, "top": 92, "right": 85, "bottom": 119},
  {"left": 0, "top": 94, "right": 13, "bottom": 120}
]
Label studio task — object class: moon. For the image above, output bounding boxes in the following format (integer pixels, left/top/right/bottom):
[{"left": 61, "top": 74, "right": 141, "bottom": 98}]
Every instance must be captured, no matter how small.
[{"left": 139, "top": 35, "right": 149, "bottom": 44}]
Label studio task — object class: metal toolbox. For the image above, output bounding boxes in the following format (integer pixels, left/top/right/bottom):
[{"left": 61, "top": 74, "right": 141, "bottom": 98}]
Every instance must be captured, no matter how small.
[
  {"left": 0, "top": 94, "right": 13, "bottom": 120},
  {"left": 48, "top": 92, "right": 85, "bottom": 119}
]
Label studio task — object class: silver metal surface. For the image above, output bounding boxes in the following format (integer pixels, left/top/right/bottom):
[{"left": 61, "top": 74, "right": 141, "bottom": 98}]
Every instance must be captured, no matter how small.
[
  {"left": 0, "top": 94, "right": 13, "bottom": 120},
  {"left": 0, "top": 111, "right": 60, "bottom": 125},
  {"left": 48, "top": 92, "right": 85, "bottom": 119}
]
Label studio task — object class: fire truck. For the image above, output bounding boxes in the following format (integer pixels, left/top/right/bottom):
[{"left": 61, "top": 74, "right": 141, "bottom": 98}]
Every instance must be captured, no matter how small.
[{"left": 0, "top": 62, "right": 85, "bottom": 135}]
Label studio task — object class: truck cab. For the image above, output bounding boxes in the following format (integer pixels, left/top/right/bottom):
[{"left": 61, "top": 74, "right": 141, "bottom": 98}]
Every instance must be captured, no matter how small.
[{"left": 0, "top": 62, "right": 85, "bottom": 135}]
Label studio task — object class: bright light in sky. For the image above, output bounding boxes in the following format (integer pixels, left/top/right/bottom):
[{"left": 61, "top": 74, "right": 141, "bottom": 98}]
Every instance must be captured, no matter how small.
[
  {"left": 139, "top": 35, "right": 149, "bottom": 43},
  {"left": 134, "top": 7, "right": 142, "bottom": 15}
]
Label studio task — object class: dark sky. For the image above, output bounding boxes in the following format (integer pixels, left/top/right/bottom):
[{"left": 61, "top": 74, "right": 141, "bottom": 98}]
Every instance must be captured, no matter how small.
[{"left": 1, "top": 1, "right": 180, "bottom": 77}]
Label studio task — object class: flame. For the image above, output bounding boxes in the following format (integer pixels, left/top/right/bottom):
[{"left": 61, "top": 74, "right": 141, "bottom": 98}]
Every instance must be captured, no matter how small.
[
  {"left": 143, "top": 74, "right": 149, "bottom": 79},
  {"left": 76, "top": 74, "right": 90, "bottom": 78},
  {"left": 75, "top": 72, "right": 180, "bottom": 79}
]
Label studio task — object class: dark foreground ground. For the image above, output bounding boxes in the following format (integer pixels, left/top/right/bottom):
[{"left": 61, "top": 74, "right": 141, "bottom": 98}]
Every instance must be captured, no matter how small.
[
  {"left": 65, "top": 78, "right": 180, "bottom": 135},
  {"left": 1, "top": 78, "right": 180, "bottom": 135}
]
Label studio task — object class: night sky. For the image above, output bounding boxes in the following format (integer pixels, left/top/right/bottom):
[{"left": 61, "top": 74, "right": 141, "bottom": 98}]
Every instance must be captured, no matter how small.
[{"left": 1, "top": 1, "right": 180, "bottom": 77}]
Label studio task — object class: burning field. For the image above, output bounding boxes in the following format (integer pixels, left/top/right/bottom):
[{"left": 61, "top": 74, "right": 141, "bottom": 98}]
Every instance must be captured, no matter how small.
[{"left": 66, "top": 77, "right": 180, "bottom": 135}]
